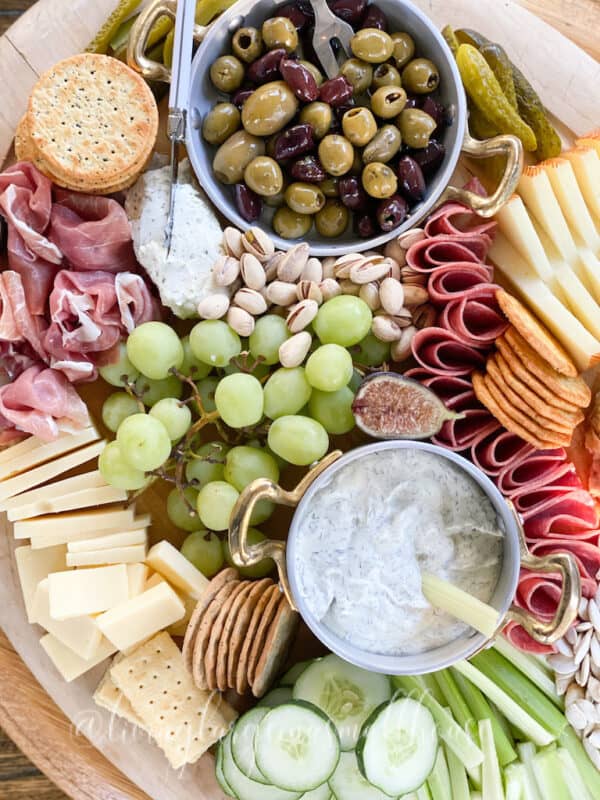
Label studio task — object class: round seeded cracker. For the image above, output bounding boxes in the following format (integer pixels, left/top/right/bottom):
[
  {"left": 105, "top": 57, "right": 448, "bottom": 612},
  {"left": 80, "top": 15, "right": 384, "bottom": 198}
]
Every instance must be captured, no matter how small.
[
  {"left": 252, "top": 596, "right": 300, "bottom": 698},
  {"left": 215, "top": 580, "right": 254, "bottom": 692},
  {"left": 203, "top": 581, "right": 248, "bottom": 692},
  {"left": 236, "top": 584, "right": 279, "bottom": 695},
  {"left": 226, "top": 578, "right": 273, "bottom": 690},
  {"left": 493, "top": 351, "right": 581, "bottom": 415},
  {"left": 191, "top": 579, "right": 240, "bottom": 689},
  {"left": 246, "top": 585, "right": 283, "bottom": 688}
]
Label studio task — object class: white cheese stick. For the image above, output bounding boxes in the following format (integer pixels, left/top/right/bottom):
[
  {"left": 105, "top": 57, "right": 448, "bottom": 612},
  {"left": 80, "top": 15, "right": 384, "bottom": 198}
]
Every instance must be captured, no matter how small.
[
  {"left": 48, "top": 565, "right": 130, "bottom": 620},
  {"left": 7, "top": 484, "right": 128, "bottom": 522},
  {"left": 67, "top": 529, "right": 148, "bottom": 553},
  {"left": 40, "top": 633, "right": 116, "bottom": 682},
  {"left": 14, "top": 544, "right": 67, "bottom": 623},
  {"left": 4, "top": 470, "right": 107, "bottom": 510},
  {"left": 0, "top": 427, "right": 99, "bottom": 482},
  {"left": 518, "top": 167, "right": 579, "bottom": 263},
  {"left": 543, "top": 158, "right": 600, "bottom": 252},
  {"left": 14, "top": 506, "right": 136, "bottom": 540},
  {"left": 31, "top": 578, "right": 102, "bottom": 660},
  {"left": 562, "top": 147, "right": 600, "bottom": 222},
  {"left": 66, "top": 544, "right": 148, "bottom": 568}
]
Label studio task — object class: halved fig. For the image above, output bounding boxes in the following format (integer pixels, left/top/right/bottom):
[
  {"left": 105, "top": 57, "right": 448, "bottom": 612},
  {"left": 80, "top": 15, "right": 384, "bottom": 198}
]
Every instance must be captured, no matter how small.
[{"left": 351, "top": 372, "right": 463, "bottom": 439}]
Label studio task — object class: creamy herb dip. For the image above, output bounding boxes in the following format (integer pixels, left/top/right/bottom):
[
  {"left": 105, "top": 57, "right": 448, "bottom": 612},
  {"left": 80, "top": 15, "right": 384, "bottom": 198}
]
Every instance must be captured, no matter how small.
[{"left": 293, "top": 448, "right": 504, "bottom": 656}]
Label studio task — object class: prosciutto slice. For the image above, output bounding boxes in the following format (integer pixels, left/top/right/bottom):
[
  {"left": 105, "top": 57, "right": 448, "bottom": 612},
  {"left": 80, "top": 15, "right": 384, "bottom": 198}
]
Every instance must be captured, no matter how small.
[
  {"left": 412, "top": 327, "right": 486, "bottom": 376},
  {"left": 0, "top": 271, "right": 48, "bottom": 360}
]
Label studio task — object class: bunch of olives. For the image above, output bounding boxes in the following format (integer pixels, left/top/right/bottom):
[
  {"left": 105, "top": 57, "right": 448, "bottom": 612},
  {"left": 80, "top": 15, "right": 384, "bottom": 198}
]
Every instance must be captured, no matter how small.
[{"left": 202, "top": 1, "right": 447, "bottom": 240}]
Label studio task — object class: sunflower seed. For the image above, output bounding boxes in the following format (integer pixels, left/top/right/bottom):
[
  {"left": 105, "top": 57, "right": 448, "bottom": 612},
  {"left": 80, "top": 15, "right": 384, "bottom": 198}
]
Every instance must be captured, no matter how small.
[
  {"left": 591, "top": 635, "right": 600, "bottom": 666},
  {"left": 548, "top": 653, "right": 582, "bottom": 674},
  {"left": 287, "top": 299, "right": 319, "bottom": 333},
  {"left": 278, "top": 243, "right": 310, "bottom": 282},
  {"left": 321, "top": 257, "right": 337, "bottom": 280},
  {"left": 379, "top": 277, "right": 405, "bottom": 316},
  {"left": 372, "top": 315, "right": 404, "bottom": 342},
  {"left": 197, "top": 293, "right": 230, "bottom": 319},
  {"left": 301, "top": 257, "right": 323, "bottom": 283},
  {"left": 566, "top": 626, "right": 578, "bottom": 647},
  {"left": 587, "top": 728, "right": 600, "bottom": 748},
  {"left": 358, "top": 282, "right": 381, "bottom": 312},
  {"left": 223, "top": 226, "right": 244, "bottom": 258},
  {"left": 575, "top": 629, "right": 594, "bottom": 666},
  {"left": 566, "top": 701, "right": 589, "bottom": 730},
  {"left": 580, "top": 597, "right": 590, "bottom": 619},
  {"left": 227, "top": 305, "right": 255, "bottom": 336},
  {"left": 588, "top": 599, "right": 600, "bottom": 633},
  {"left": 555, "top": 638, "right": 573, "bottom": 657},
  {"left": 584, "top": 737, "right": 600, "bottom": 770},
  {"left": 233, "top": 288, "right": 268, "bottom": 315},
  {"left": 596, "top": 585, "right": 600, "bottom": 605},
  {"left": 296, "top": 280, "right": 323, "bottom": 304},
  {"left": 240, "top": 253, "right": 266, "bottom": 290},
  {"left": 587, "top": 677, "right": 600, "bottom": 704},
  {"left": 556, "top": 672, "right": 573, "bottom": 695},
  {"left": 241, "top": 226, "right": 275, "bottom": 262},
  {"left": 279, "top": 331, "right": 312, "bottom": 368},
  {"left": 577, "top": 622, "right": 593, "bottom": 634},
  {"left": 577, "top": 654, "right": 591, "bottom": 686},
  {"left": 319, "top": 278, "right": 342, "bottom": 302},
  {"left": 566, "top": 684, "right": 585, "bottom": 707},
  {"left": 213, "top": 254, "right": 240, "bottom": 286}
]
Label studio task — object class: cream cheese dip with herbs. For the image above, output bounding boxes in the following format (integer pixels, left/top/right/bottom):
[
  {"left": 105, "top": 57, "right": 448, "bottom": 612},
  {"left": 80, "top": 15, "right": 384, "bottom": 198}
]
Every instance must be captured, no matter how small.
[{"left": 293, "top": 448, "right": 504, "bottom": 656}]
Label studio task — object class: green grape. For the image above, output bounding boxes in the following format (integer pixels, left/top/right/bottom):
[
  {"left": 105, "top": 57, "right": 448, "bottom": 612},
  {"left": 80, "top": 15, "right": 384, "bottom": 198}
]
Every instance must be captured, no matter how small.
[
  {"left": 250, "top": 499, "right": 274, "bottom": 525},
  {"left": 101, "top": 392, "right": 140, "bottom": 433},
  {"left": 215, "top": 373, "right": 264, "bottom": 428},
  {"left": 352, "top": 332, "right": 391, "bottom": 366},
  {"left": 150, "top": 398, "right": 192, "bottom": 441},
  {"left": 309, "top": 386, "right": 355, "bottom": 435},
  {"left": 313, "top": 296, "right": 372, "bottom": 347},
  {"left": 126, "top": 321, "right": 184, "bottom": 380},
  {"left": 196, "top": 480, "right": 240, "bottom": 531},
  {"left": 224, "top": 359, "right": 270, "bottom": 380},
  {"left": 267, "top": 415, "right": 329, "bottom": 466},
  {"left": 263, "top": 367, "right": 312, "bottom": 420},
  {"left": 98, "top": 441, "right": 147, "bottom": 490},
  {"left": 185, "top": 441, "right": 230, "bottom": 486},
  {"left": 223, "top": 446, "right": 280, "bottom": 491},
  {"left": 305, "top": 344, "right": 353, "bottom": 392},
  {"left": 249, "top": 315, "right": 290, "bottom": 365},
  {"left": 116, "top": 413, "right": 172, "bottom": 471},
  {"left": 166, "top": 487, "right": 203, "bottom": 531},
  {"left": 180, "top": 335, "right": 212, "bottom": 380},
  {"left": 181, "top": 530, "right": 224, "bottom": 577},
  {"left": 136, "top": 375, "right": 183, "bottom": 407},
  {"left": 98, "top": 342, "right": 140, "bottom": 387},
  {"left": 224, "top": 527, "right": 275, "bottom": 578},
  {"left": 196, "top": 376, "right": 219, "bottom": 413},
  {"left": 349, "top": 369, "right": 363, "bottom": 393},
  {"left": 189, "top": 320, "right": 241, "bottom": 367}
]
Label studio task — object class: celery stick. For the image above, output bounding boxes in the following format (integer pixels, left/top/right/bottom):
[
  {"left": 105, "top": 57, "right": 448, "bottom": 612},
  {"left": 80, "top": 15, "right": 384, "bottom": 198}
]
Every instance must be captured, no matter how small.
[
  {"left": 471, "top": 794, "right": 483, "bottom": 800},
  {"left": 423, "top": 673, "right": 447, "bottom": 706},
  {"left": 421, "top": 574, "right": 501, "bottom": 637},
  {"left": 504, "top": 763, "right": 526, "bottom": 800},
  {"left": 470, "top": 650, "right": 566, "bottom": 738},
  {"left": 558, "top": 725, "right": 600, "bottom": 798},
  {"left": 516, "top": 743, "right": 543, "bottom": 800},
  {"left": 452, "top": 662, "right": 554, "bottom": 747},
  {"left": 493, "top": 637, "right": 562, "bottom": 707},
  {"left": 446, "top": 745, "right": 470, "bottom": 800},
  {"left": 556, "top": 748, "right": 593, "bottom": 800},
  {"left": 427, "top": 749, "right": 452, "bottom": 800},
  {"left": 479, "top": 719, "right": 505, "bottom": 800},
  {"left": 417, "top": 786, "right": 433, "bottom": 800},
  {"left": 531, "top": 749, "right": 571, "bottom": 800},
  {"left": 435, "top": 670, "right": 473, "bottom": 729},
  {"left": 489, "top": 699, "right": 514, "bottom": 742}
]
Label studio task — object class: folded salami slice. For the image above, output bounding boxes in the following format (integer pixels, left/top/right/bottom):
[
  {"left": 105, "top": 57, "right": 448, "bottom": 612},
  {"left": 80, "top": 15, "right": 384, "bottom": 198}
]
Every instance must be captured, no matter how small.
[
  {"left": 405, "top": 371, "right": 474, "bottom": 404},
  {"left": 433, "top": 411, "right": 499, "bottom": 452},
  {"left": 498, "top": 450, "right": 568, "bottom": 494},
  {"left": 529, "top": 539, "right": 600, "bottom": 590},
  {"left": 516, "top": 487, "right": 598, "bottom": 524},
  {"left": 412, "top": 327, "right": 486, "bottom": 376},
  {"left": 438, "top": 291, "right": 509, "bottom": 348},
  {"left": 424, "top": 186, "right": 497, "bottom": 239},
  {"left": 427, "top": 265, "right": 494, "bottom": 305},
  {"left": 406, "top": 235, "right": 491, "bottom": 272},
  {"left": 516, "top": 569, "right": 563, "bottom": 621},
  {"left": 471, "top": 429, "right": 535, "bottom": 477},
  {"left": 503, "top": 620, "right": 555, "bottom": 654}
]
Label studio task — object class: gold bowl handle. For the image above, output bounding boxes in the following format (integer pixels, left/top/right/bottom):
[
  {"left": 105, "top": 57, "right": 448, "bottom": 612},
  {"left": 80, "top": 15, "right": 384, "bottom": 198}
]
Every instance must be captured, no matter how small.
[{"left": 228, "top": 451, "right": 343, "bottom": 610}]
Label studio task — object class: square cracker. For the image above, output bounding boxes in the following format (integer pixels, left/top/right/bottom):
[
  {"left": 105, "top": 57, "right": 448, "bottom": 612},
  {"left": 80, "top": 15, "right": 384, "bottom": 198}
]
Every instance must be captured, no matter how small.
[
  {"left": 94, "top": 656, "right": 146, "bottom": 731},
  {"left": 111, "top": 632, "right": 237, "bottom": 769}
]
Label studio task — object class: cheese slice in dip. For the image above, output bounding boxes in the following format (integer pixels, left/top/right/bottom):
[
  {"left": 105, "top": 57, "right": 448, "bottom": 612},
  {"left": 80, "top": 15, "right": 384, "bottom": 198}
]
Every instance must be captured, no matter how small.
[{"left": 292, "top": 448, "right": 503, "bottom": 656}]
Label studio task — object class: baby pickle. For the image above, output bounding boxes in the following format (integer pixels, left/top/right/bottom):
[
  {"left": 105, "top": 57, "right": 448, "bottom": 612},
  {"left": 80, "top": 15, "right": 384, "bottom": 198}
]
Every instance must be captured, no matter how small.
[
  {"left": 456, "top": 44, "right": 537, "bottom": 152},
  {"left": 196, "top": 0, "right": 238, "bottom": 25},
  {"left": 468, "top": 103, "right": 499, "bottom": 140},
  {"left": 480, "top": 43, "right": 518, "bottom": 110},
  {"left": 86, "top": 0, "right": 141, "bottom": 53},
  {"left": 455, "top": 28, "right": 493, "bottom": 49},
  {"left": 441, "top": 25, "right": 460, "bottom": 56},
  {"left": 511, "top": 63, "right": 562, "bottom": 161},
  {"left": 163, "top": 28, "right": 174, "bottom": 67}
]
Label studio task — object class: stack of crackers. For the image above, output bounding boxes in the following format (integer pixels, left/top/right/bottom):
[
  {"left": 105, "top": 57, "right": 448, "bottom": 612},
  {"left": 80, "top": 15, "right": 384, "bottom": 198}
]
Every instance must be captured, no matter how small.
[
  {"left": 474, "top": 290, "right": 591, "bottom": 449},
  {"left": 94, "top": 632, "right": 237, "bottom": 770},
  {"left": 16, "top": 53, "right": 158, "bottom": 194},
  {"left": 183, "top": 569, "right": 299, "bottom": 699}
]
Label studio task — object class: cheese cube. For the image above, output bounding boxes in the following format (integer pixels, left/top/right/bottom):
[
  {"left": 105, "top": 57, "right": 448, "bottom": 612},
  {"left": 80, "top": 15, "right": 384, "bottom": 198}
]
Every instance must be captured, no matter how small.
[
  {"left": 48, "top": 565, "right": 129, "bottom": 620},
  {"left": 145, "top": 572, "right": 165, "bottom": 590},
  {"left": 146, "top": 541, "right": 209, "bottom": 600},
  {"left": 66, "top": 544, "right": 148, "bottom": 568},
  {"left": 14, "top": 544, "right": 67, "bottom": 623},
  {"left": 7, "top": 485, "right": 128, "bottom": 522},
  {"left": 0, "top": 427, "right": 99, "bottom": 482},
  {"left": 96, "top": 582, "right": 186, "bottom": 652},
  {"left": 168, "top": 591, "right": 197, "bottom": 637},
  {"left": 67, "top": 529, "right": 148, "bottom": 553},
  {"left": 40, "top": 634, "right": 116, "bottom": 682},
  {"left": 127, "top": 564, "right": 149, "bottom": 598},
  {"left": 15, "top": 506, "right": 137, "bottom": 541},
  {"left": 31, "top": 579, "right": 102, "bottom": 659}
]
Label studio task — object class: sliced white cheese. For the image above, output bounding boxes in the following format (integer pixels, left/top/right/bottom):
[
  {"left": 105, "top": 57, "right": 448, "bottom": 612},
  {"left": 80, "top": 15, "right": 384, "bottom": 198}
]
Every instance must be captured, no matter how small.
[
  {"left": 7, "top": 485, "right": 128, "bottom": 522},
  {"left": 14, "top": 544, "right": 67, "bottom": 623},
  {"left": 562, "top": 147, "right": 600, "bottom": 222},
  {"left": 68, "top": 529, "right": 148, "bottom": 553},
  {"left": 145, "top": 540, "right": 209, "bottom": 600},
  {"left": 0, "top": 427, "right": 99, "bottom": 482},
  {"left": 574, "top": 249, "right": 600, "bottom": 305},
  {"left": 40, "top": 633, "right": 116, "bottom": 682},
  {"left": 518, "top": 167, "right": 578, "bottom": 263},
  {"left": 553, "top": 266, "right": 600, "bottom": 340},
  {"left": 4, "top": 469, "right": 107, "bottom": 511},
  {"left": 496, "top": 196, "right": 554, "bottom": 282},
  {"left": 543, "top": 158, "right": 600, "bottom": 252},
  {"left": 48, "top": 565, "right": 130, "bottom": 620},
  {"left": 145, "top": 572, "right": 165, "bottom": 590},
  {"left": 66, "top": 544, "right": 148, "bottom": 568},
  {"left": 96, "top": 582, "right": 185, "bottom": 652},
  {"left": 534, "top": 219, "right": 600, "bottom": 305},
  {"left": 168, "top": 591, "right": 197, "bottom": 637},
  {"left": 126, "top": 564, "right": 149, "bottom": 598},
  {"left": 31, "top": 578, "right": 102, "bottom": 660},
  {"left": 14, "top": 506, "right": 137, "bottom": 541}
]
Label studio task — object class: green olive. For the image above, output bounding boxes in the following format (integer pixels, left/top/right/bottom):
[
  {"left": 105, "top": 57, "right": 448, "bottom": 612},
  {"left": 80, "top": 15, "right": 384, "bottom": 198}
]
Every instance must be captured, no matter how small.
[
  {"left": 285, "top": 182, "right": 326, "bottom": 215},
  {"left": 261, "top": 16, "right": 298, "bottom": 53},
  {"left": 264, "top": 184, "right": 287, "bottom": 207},
  {"left": 241, "top": 81, "right": 299, "bottom": 136},
  {"left": 212, "top": 130, "right": 266, "bottom": 184},
  {"left": 391, "top": 32, "right": 415, "bottom": 68},
  {"left": 371, "top": 63, "right": 402, "bottom": 90},
  {"left": 363, "top": 124, "right": 402, "bottom": 163},
  {"left": 342, "top": 107, "right": 377, "bottom": 147},
  {"left": 318, "top": 135, "right": 355, "bottom": 177},
  {"left": 209, "top": 55, "right": 245, "bottom": 93},
  {"left": 244, "top": 156, "right": 284, "bottom": 196},
  {"left": 315, "top": 200, "right": 349, "bottom": 238},
  {"left": 319, "top": 177, "right": 339, "bottom": 198},
  {"left": 232, "top": 27, "right": 263, "bottom": 63},
  {"left": 299, "top": 60, "right": 324, "bottom": 87},
  {"left": 273, "top": 206, "right": 312, "bottom": 239},
  {"left": 397, "top": 108, "right": 437, "bottom": 148},
  {"left": 371, "top": 85, "right": 408, "bottom": 119},
  {"left": 401, "top": 57, "right": 440, "bottom": 94},
  {"left": 340, "top": 58, "right": 373, "bottom": 94},
  {"left": 299, "top": 102, "right": 333, "bottom": 140},
  {"left": 202, "top": 103, "right": 241, "bottom": 145},
  {"left": 350, "top": 28, "right": 394, "bottom": 64},
  {"left": 362, "top": 162, "right": 398, "bottom": 199}
]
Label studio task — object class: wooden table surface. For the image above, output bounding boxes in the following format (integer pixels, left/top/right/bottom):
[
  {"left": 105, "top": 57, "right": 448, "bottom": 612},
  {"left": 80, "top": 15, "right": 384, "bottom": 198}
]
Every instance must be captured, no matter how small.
[{"left": 0, "top": 0, "right": 598, "bottom": 798}]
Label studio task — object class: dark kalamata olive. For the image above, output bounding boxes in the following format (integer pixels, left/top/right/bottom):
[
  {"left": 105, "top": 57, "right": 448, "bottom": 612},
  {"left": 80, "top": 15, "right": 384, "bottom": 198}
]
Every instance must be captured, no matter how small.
[
  {"left": 361, "top": 4, "right": 388, "bottom": 30},
  {"left": 356, "top": 214, "right": 377, "bottom": 238},
  {"left": 335, "top": 99, "right": 357, "bottom": 120},
  {"left": 319, "top": 75, "right": 354, "bottom": 107},
  {"left": 231, "top": 88, "right": 254, "bottom": 108},
  {"left": 328, "top": 0, "right": 367, "bottom": 26},
  {"left": 397, "top": 155, "right": 426, "bottom": 204},
  {"left": 274, "top": 123, "right": 316, "bottom": 160},
  {"left": 408, "top": 140, "right": 446, "bottom": 175},
  {"left": 280, "top": 57, "right": 319, "bottom": 102},
  {"left": 377, "top": 194, "right": 408, "bottom": 232},
  {"left": 278, "top": 3, "right": 310, "bottom": 31},
  {"left": 420, "top": 96, "right": 446, "bottom": 131},
  {"left": 404, "top": 94, "right": 419, "bottom": 110},
  {"left": 234, "top": 183, "right": 262, "bottom": 222},
  {"left": 339, "top": 175, "right": 369, "bottom": 211},
  {"left": 297, "top": 0, "right": 316, "bottom": 18},
  {"left": 291, "top": 155, "right": 327, "bottom": 183},
  {"left": 247, "top": 48, "right": 286, "bottom": 84}
]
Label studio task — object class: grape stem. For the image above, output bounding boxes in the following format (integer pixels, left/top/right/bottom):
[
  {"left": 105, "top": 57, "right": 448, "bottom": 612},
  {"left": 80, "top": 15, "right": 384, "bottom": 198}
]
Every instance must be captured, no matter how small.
[
  {"left": 173, "top": 410, "right": 221, "bottom": 515},
  {"left": 122, "top": 377, "right": 146, "bottom": 412}
]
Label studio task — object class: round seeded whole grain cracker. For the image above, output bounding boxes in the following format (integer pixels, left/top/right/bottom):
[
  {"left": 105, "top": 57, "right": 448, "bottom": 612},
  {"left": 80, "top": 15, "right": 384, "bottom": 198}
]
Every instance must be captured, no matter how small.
[
  {"left": 15, "top": 116, "right": 36, "bottom": 162},
  {"left": 493, "top": 351, "right": 581, "bottom": 415},
  {"left": 203, "top": 581, "right": 248, "bottom": 692},
  {"left": 191, "top": 579, "right": 240, "bottom": 690},
  {"left": 226, "top": 578, "right": 273, "bottom": 690},
  {"left": 235, "top": 583, "right": 278, "bottom": 695},
  {"left": 247, "top": 585, "right": 283, "bottom": 688},
  {"left": 496, "top": 291, "right": 578, "bottom": 377},
  {"left": 252, "top": 596, "right": 300, "bottom": 698},
  {"left": 27, "top": 54, "right": 158, "bottom": 193},
  {"left": 216, "top": 580, "right": 255, "bottom": 692}
]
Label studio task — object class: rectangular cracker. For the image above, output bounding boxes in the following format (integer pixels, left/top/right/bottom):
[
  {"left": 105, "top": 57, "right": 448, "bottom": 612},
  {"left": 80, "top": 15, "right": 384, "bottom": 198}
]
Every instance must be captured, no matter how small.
[{"left": 94, "top": 656, "right": 147, "bottom": 730}]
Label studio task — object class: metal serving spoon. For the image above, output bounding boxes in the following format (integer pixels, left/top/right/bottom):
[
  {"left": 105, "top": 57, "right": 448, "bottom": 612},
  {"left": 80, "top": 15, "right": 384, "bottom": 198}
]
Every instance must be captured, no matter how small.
[{"left": 309, "top": 0, "right": 354, "bottom": 79}]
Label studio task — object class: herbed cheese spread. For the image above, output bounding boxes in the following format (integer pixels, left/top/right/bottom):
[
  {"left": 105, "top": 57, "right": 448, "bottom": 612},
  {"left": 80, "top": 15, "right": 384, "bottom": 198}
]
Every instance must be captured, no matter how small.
[{"left": 293, "top": 448, "right": 504, "bottom": 656}]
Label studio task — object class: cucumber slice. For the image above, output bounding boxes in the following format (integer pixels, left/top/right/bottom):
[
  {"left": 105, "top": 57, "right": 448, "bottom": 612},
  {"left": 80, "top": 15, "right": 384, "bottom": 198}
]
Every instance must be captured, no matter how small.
[
  {"left": 222, "top": 733, "right": 301, "bottom": 800},
  {"left": 302, "top": 784, "right": 332, "bottom": 800},
  {"left": 329, "top": 751, "right": 397, "bottom": 800},
  {"left": 231, "top": 708, "right": 269, "bottom": 784},
  {"left": 216, "top": 736, "right": 236, "bottom": 798},
  {"left": 357, "top": 698, "right": 438, "bottom": 797},
  {"left": 279, "top": 660, "right": 313, "bottom": 686},
  {"left": 258, "top": 687, "right": 294, "bottom": 708},
  {"left": 293, "top": 654, "right": 392, "bottom": 750},
  {"left": 255, "top": 701, "right": 341, "bottom": 792}
]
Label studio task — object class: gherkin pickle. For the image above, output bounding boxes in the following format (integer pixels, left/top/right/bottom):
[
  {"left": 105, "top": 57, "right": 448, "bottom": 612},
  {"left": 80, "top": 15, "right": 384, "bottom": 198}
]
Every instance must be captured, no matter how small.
[{"left": 480, "top": 43, "right": 518, "bottom": 110}]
